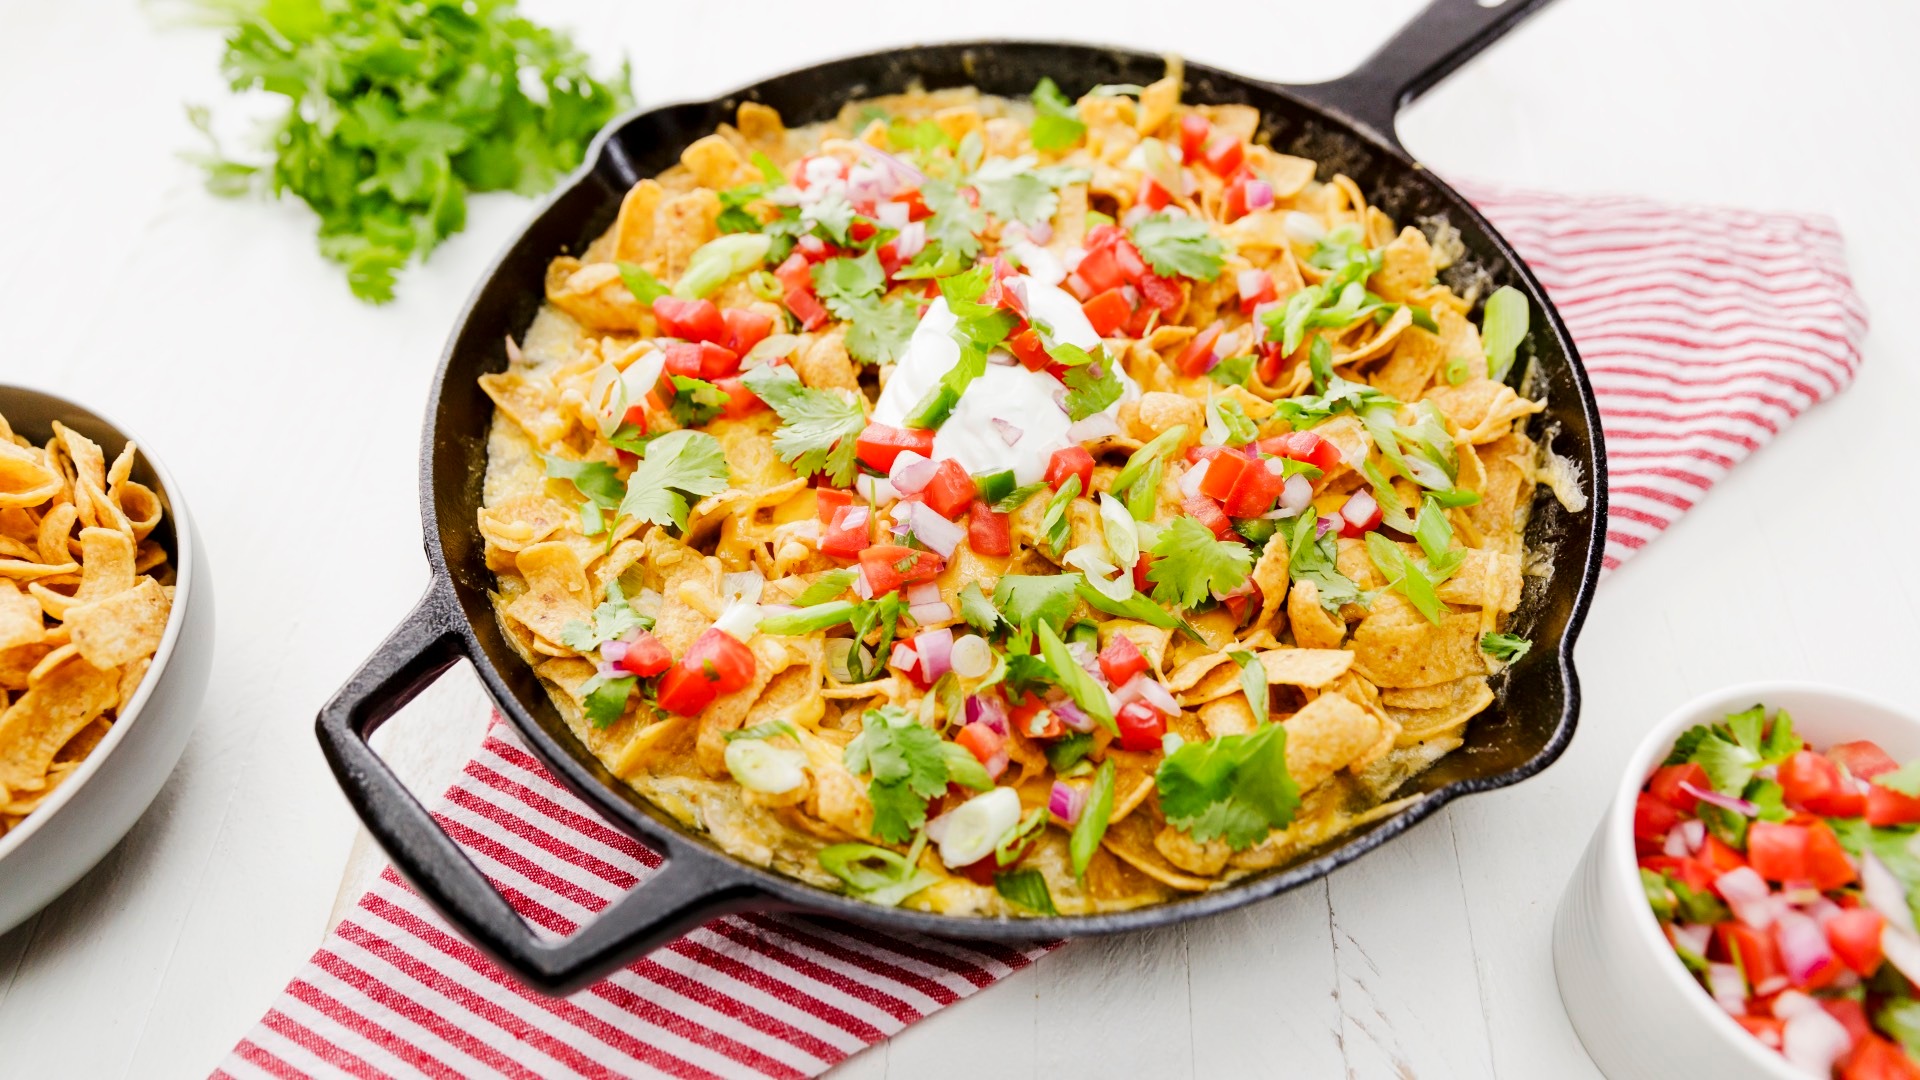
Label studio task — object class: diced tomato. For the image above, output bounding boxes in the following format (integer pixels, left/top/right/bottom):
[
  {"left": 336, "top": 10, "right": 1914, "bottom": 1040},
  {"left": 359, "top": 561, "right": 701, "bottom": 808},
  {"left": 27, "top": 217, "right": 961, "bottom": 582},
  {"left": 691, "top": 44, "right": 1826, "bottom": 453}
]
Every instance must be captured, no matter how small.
[
  {"left": 1827, "top": 908, "right": 1887, "bottom": 976},
  {"left": 1779, "top": 750, "right": 1864, "bottom": 816},
  {"left": 1138, "top": 176, "right": 1171, "bottom": 211},
  {"left": 1113, "top": 240, "right": 1149, "bottom": 283},
  {"left": 785, "top": 288, "right": 830, "bottom": 331},
  {"left": 652, "top": 297, "right": 725, "bottom": 343},
  {"left": 1076, "top": 245, "right": 1125, "bottom": 294},
  {"left": 1007, "top": 326, "right": 1052, "bottom": 370},
  {"left": 967, "top": 501, "right": 1011, "bottom": 557},
  {"left": 1640, "top": 855, "right": 1716, "bottom": 896},
  {"left": 692, "top": 341, "right": 740, "bottom": 379},
  {"left": 617, "top": 632, "right": 672, "bottom": 677},
  {"left": 1175, "top": 320, "right": 1226, "bottom": 376},
  {"left": 1647, "top": 762, "right": 1709, "bottom": 813},
  {"left": 657, "top": 628, "right": 756, "bottom": 716},
  {"left": 920, "top": 459, "right": 976, "bottom": 520},
  {"left": 1238, "top": 271, "right": 1277, "bottom": 315},
  {"left": 819, "top": 505, "right": 872, "bottom": 558},
  {"left": 1123, "top": 302, "right": 1157, "bottom": 338},
  {"left": 721, "top": 308, "right": 774, "bottom": 356},
  {"left": 1045, "top": 446, "right": 1095, "bottom": 494},
  {"left": 1257, "top": 340, "right": 1286, "bottom": 384},
  {"left": 1802, "top": 819, "right": 1860, "bottom": 891},
  {"left": 1223, "top": 458, "right": 1284, "bottom": 518},
  {"left": 1825, "top": 997, "right": 1875, "bottom": 1045},
  {"left": 1201, "top": 135, "right": 1245, "bottom": 178},
  {"left": 1183, "top": 495, "right": 1236, "bottom": 541},
  {"left": 714, "top": 375, "right": 763, "bottom": 418},
  {"left": 663, "top": 342, "right": 704, "bottom": 380},
  {"left": 875, "top": 239, "right": 903, "bottom": 276},
  {"left": 1258, "top": 430, "right": 1344, "bottom": 474},
  {"left": 1717, "top": 922, "right": 1786, "bottom": 996},
  {"left": 855, "top": 423, "right": 937, "bottom": 474},
  {"left": 1633, "top": 792, "right": 1680, "bottom": 846},
  {"left": 795, "top": 234, "right": 837, "bottom": 263},
  {"left": 1701, "top": 833, "right": 1749, "bottom": 876},
  {"left": 1224, "top": 175, "right": 1251, "bottom": 222},
  {"left": 1133, "top": 555, "right": 1154, "bottom": 592},
  {"left": 1747, "top": 821, "right": 1811, "bottom": 882},
  {"left": 1084, "top": 223, "right": 1124, "bottom": 252},
  {"left": 954, "top": 722, "right": 1005, "bottom": 767},
  {"left": 858, "top": 544, "right": 946, "bottom": 595},
  {"left": 1010, "top": 696, "right": 1064, "bottom": 740},
  {"left": 1196, "top": 451, "right": 1248, "bottom": 501},
  {"left": 1082, "top": 288, "right": 1133, "bottom": 338},
  {"left": 1843, "top": 1035, "right": 1920, "bottom": 1080},
  {"left": 848, "top": 219, "right": 877, "bottom": 243},
  {"left": 1869, "top": 783, "right": 1920, "bottom": 827},
  {"left": 816, "top": 488, "right": 853, "bottom": 525},
  {"left": 894, "top": 187, "right": 932, "bottom": 221},
  {"left": 1115, "top": 701, "right": 1166, "bottom": 752},
  {"left": 1833, "top": 741, "right": 1899, "bottom": 781},
  {"left": 1734, "top": 1016, "right": 1785, "bottom": 1050},
  {"left": 1178, "top": 113, "right": 1211, "bottom": 162},
  {"left": 1138, "top": 269, "right": 1183, "bottom": 313},
  {"left": 1220, "top": 581, "right": 1257, "bottom": 625},
  {"left": 773, "top": 252, "right": 813, "bottom": 293},
  {"left": 1098, "top": 635, "right": 1150, "bottom": 687}
]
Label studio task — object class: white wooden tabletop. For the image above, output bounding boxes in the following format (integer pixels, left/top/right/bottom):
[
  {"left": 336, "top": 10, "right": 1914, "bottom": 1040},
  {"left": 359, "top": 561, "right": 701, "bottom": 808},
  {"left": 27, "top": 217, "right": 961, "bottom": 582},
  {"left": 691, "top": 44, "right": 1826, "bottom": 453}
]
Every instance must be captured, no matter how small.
[{"left": 3, "top": 0, "right": 1918, "bottom": 1076}]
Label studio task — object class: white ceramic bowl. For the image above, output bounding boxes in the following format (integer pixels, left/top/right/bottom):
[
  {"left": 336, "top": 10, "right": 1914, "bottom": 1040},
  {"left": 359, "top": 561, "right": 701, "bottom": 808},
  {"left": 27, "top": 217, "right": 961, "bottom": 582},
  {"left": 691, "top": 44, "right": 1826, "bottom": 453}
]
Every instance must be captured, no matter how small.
[
  {"left": 0, "top": 385, "right": 214, "bottom": 934},
  {"left": 1554, "top": 682, "right": 1920, "bottom": 1079}
]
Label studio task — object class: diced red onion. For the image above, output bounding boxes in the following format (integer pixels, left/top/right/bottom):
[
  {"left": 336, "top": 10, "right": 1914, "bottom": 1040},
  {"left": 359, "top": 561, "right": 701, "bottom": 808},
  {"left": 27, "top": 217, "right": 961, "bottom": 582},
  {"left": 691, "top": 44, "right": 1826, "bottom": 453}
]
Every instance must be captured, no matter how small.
[
  {"left": 894, "top": 221, "right": 927, "bottom": 259},
  {"left": 1805, "top": 897, "right": 1844, "bottom": 928},
  {"left": 1662, "top": 826, "right": 1692, "bottom": 859},
  {"left": 855, "top": 474, "right": 897, "bottom": 503},
  {"left": 1705, "top": 963, "right": 1747, "bottom": 1016},
  {"left": 1756, "top": 764, "right": 1778, "bottom": 782},
  {"left": 1670, "top": 923, "right": 1713, "bottom": 957},
  {"left": 1121, "top": 204, "right": 1151, "bottom": 228},
  {"left": 1280, "top": 473, "right": 1313, "bottom": 514},
  {"left": 1679, "top": 780, "right": 1757, "bottom": 817},
  {"left": 875, "top": 201, "right": 911, "bottom": 230},
  {"left": 1340, "top": 489, "right": 1378, "bottom": 530},
  {"left": 916, "top": 627, "right": 953, "bottom": 682},
  {"left": 906, "top": 581, "right": 941, "bottom": 607},
  {"left": 1063, "top": 270, "right": 1091, "bottom": 298},
  {"left": 853, "top": 141, "right": 927, "bottom": 185},
  {"left": 1775, "top": 910, "right": 1840, "bottom": 987},
  {"left": 1679, "top": 818, "right": 1706, "bottom": 854},
  {"left": 909, "top": 601, "right": 954, "bottom": 625},
  {"left": 1130, "top": 673, "right": 1179, "bottom": 716},
  {"left": 967, "top": 691, "right": 1010, "bottom": 734},
  {"left": 1779, "top": 994, "right": 1853, "bottom": 1076},
  {"left": 853, "top": 569, "right": 875, "bottom": 600},
  {"left": 1882, "top": 925, "right": 1920, "bottom": 986},
  {"left": 1066, "top": 412, "right": 1121, "bottom": 443},
  {"left": 804, "top": 156, "right": 845, "bottom": 185},
  {"left": 839, "top": 505, "right": 870, "bottom": 532},
  {"left": 950, "top": 634, "right": 992, "bottom": 679},
  {"left": 890, "top": 451, "right": 937, "bottom": 494},
  {"left": 889, "top": 642, "right": 918, "bottom": 673},
  {"left": 1237, "top": 269, "right": 1268, "bottom": 300},
  {"left": 1717, "top": 867, "right": 1777, "bottom": 929},
  {"left": 1316, "top": 515, "right": 1340, "bottom": 537},
  {"left": 891, "top": 519, "right": 912, "bottom": 539},
  {"left": 1120, "top": 284, "right": 1139, "bottom": 307},
  {"left": 1051, "top": 699, "right": 1096, "bottom": 733},
  {"left": 992, "top": 418, "right": 1025, "bottom": 446},
  {"left": 1049, "top": 781, "right": 1085, "bottom": 826},
  {"left": 1027, "top": 221, "right": 1053, "bottom": 245},
  {"left": 1863, "top": 852, "right": 1918, "bottom": 936},
  {"left": 599, "top": 640, "right": 629, "bottom": 664},
  {"left": 1250, "top": 299, "right": 1282, "bottom": 324},
  {"left": 906, "top": 502, "right": 964, "bottom": 558},
  {"left": 1244, "top": 179, "right": 1274, "bottom": 212},
  {"left": 989, "top": 351, "right": 1018, "bottom": 366},
  {"left": 1179, "top": 459, "right": 1212, "bottom": 499}
]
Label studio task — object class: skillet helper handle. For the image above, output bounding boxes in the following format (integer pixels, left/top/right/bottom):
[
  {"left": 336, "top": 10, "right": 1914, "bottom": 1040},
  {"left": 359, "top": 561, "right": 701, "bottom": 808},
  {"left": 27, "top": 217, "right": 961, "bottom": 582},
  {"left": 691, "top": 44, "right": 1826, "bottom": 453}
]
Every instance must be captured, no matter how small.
[
  {"left": 315, "top": 590, "right": 758, "bottom": 996},
  {"left": 1286, "top": 0, "right": 1559, "bottom": 151}
]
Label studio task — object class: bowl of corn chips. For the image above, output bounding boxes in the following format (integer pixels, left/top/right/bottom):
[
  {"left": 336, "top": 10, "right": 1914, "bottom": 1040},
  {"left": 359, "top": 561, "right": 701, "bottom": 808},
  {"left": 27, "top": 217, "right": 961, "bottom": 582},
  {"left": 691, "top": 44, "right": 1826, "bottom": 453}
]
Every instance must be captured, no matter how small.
[{"left": 0, "top": 385, "right": 212, "bottom": 933}]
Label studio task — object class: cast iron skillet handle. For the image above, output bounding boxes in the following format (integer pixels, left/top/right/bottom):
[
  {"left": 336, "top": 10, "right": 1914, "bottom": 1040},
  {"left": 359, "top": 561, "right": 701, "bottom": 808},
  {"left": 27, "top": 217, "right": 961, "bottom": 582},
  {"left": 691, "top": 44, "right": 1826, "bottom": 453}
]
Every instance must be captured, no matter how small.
[
  {"left": 315, "top": 590, "right": 762, "bottom": 996},
  {"left": 1284, "top": 0, "right": 1558, "bottom": 152}
]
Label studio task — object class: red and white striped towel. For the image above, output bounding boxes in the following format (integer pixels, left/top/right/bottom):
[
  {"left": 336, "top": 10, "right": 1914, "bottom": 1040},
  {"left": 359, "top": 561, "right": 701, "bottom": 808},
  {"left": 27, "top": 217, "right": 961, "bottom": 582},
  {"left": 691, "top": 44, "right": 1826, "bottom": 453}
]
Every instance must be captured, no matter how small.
[{"left": 216, "top": 185, "right": 1867, "bottom": 1079}]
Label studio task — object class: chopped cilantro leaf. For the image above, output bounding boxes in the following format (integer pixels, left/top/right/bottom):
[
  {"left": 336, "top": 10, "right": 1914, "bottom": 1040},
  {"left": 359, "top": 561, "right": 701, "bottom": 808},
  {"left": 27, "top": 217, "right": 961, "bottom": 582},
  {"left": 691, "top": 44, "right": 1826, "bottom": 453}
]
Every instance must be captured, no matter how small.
[
  {"left": 1280, "top": 513, "right": 1363, "bottom": 612},
  {"left": 581, "top": 674, "right": 636, "bottom": 729},
  {"left": 1146, "top": 516, "right": 1253, "bottom": 609},
  {"left": 843, "top": 706, "right": 952, "bottom": 844},
  {"left": 1029, "top": 77, "right": 1085, "bottom": 151},
  {"left": 992, "top": 575, "right": 1080, "bottom": 637},
  {"left": 1480, "top": 632, "right": 1531, "bottom": 663},
  {"left": 615, "top": 429, "right": 730, "bottom": 531},
  {"left": 919, "top": 179, "right": 984, "bottom": 262},
  {"left": 560, "top": 581, "right": 646, "bottom": 650},
  {"left": 969, "top": 156, "right": 1089, "bottom": 226},
  {"left": 959, "top": 581, "right": 1002, "bottom": 633},
  {"left": 667, "top": 374, "right": 729, "bottom": 426},
  {"left": 1155, "top": 724, "right": 1300, "bottom": 850},
  {"left": 1053, "top": 342, "right": 1124, "bottom": 420},
  {"left": 1130, "top": 213, "right": 1226, "bottom": 281},
  {"left": 543, "top": 454, "right": 623, "bottom": 511},
  {"left": 740, "top": 363, "right": 866, "bottom": 485},
  {"left": 996, "top": 868, "right": 1060, "bottom": 914}
]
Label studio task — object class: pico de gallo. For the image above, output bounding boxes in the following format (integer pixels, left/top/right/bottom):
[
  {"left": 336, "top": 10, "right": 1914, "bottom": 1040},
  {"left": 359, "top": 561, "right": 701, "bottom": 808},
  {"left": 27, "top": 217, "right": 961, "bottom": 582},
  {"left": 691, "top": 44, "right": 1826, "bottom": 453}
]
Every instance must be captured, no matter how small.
[{"left": 1640, "top": 706, "right": 1920, "bottom": 1078}]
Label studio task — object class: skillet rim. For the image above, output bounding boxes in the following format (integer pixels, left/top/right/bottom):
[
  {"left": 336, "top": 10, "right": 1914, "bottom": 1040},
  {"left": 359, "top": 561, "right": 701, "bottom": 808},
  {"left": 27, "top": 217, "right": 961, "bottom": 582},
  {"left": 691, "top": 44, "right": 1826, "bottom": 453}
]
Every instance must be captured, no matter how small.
[{"left": 413, "top": 38, "right": 1609, "bottom": 942}]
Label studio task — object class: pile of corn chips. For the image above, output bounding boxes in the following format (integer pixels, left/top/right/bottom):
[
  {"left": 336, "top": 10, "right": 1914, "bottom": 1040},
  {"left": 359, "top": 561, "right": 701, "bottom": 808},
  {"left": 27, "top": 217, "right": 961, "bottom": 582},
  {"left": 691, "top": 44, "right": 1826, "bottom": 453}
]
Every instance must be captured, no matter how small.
[{"left": 0, "top": 413, "right": 172, "bottom": 840}]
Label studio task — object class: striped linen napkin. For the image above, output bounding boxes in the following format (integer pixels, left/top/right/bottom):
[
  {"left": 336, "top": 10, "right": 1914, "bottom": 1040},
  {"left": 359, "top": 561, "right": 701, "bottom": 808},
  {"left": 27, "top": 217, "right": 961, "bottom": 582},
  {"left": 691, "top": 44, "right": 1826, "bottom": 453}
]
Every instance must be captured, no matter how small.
[{"left": 216, "top": 185, "right": 1867, "bottom": 1079}]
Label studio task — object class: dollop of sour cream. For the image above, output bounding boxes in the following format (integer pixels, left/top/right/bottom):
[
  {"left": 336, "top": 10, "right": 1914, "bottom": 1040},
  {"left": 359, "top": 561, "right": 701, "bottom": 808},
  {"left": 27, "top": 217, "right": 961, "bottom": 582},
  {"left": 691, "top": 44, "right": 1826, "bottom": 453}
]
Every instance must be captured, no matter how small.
[{"left": 870, "top": 276, "right": 1138, "bottom": 485}]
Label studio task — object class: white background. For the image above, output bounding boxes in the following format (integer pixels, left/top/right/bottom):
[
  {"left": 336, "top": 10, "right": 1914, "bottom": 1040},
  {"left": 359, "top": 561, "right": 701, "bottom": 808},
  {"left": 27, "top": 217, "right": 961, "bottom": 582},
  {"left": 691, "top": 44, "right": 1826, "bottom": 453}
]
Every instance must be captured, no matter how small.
[{"left": 3, "top": 0, "right": 1918, "bottom": 1076}]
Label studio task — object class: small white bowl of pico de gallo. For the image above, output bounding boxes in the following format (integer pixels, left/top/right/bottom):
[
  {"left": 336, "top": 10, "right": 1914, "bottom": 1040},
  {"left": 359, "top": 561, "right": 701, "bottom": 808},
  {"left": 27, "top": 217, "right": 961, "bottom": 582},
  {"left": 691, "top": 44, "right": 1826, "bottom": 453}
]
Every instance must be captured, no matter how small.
[{"left": 1555, "top": 684, "right": 1920, "bottom": 1080}]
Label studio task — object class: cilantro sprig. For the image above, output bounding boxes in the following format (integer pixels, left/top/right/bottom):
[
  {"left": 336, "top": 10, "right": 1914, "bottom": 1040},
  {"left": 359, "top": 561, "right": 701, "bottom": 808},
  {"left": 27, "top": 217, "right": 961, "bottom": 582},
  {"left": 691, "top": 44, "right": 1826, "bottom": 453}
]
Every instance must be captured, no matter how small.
[
  {"left": 187, "top": 0, "right": 631, "bottom": 302},
  {"left": 1130, "top": 213, "right": 1226, "bottom": 281},
  {"left": 617, "top": 430, "right": 731, "bottom": 531},
  {"left": 812, "top": 252, "right": 918, "bottom": 365},
  {"left": 1155, "top": 724, "right": 1300, "bottom": 850},
  {"left": 740, "top": 364, "right": 867, "bottom": 486},
  {"left": 1146, "top": 517, "right": 1253, "bottom": 609},
  {"left": 1664, "top": 705, "right": 1805, "bottom": 799},
  {"left": 843, "top": 706, "right": 991, "bottom": 844}
]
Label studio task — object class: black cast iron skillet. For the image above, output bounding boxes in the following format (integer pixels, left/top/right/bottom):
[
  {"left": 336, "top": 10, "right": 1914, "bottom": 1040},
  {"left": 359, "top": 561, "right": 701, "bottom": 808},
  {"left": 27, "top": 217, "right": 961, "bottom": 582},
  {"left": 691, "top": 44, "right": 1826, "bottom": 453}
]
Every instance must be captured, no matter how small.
[{"left": 318, "top": 0, "right": 1607, "bottom": 996}]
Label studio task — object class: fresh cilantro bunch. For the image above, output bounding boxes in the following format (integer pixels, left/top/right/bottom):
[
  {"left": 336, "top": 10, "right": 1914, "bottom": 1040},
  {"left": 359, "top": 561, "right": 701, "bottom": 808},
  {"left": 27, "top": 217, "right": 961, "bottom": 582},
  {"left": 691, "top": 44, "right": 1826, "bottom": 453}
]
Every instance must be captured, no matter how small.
[{"left": 186, "top": 0, "right": 631, "bottom": 302}]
